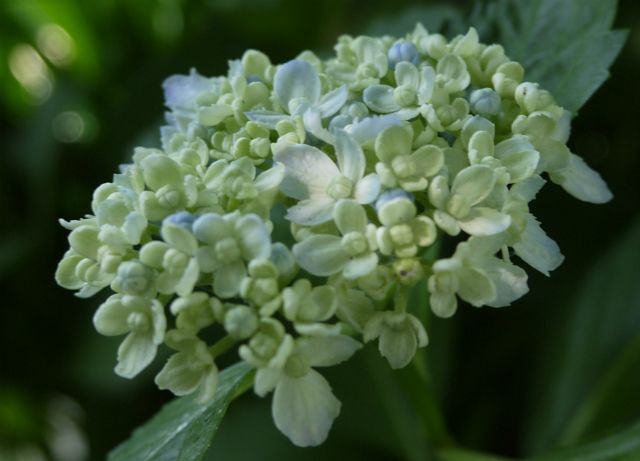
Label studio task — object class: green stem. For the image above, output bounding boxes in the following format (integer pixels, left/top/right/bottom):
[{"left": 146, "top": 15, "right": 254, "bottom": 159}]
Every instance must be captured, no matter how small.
[
  {"left": 435, "top": 447, "right": 516, "bottom": 461},
  {"left": 208, "top": 335, "right": 237, "bottom": 358}
]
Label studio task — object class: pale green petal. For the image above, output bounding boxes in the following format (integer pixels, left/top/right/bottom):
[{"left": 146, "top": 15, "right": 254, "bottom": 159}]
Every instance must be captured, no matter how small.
[
  {"left": 335, "top": 289, "right": 375, "bottom": 332},
  {"left": 411, "top": 145, "right": 444, "bottom": 177},
  {"left": 139, "top": 241, "right": 170, "bottom": 268},
  {"left": 245, "top": 110, "right": 289, "bottom": 129},
  {"left": 437, "top": 54, "right": 470, "bottom": 93},
  {"left": 55, "top": 254, "right": 84, "bottom": 289},
  {"left": 93, "top": 296, "right": 130, "bottom": 336},
  {"left": 433, "top": 210, "right": 461, "bottom": 236},
  {"left": 193, "top": 213, "right": 230, "bottom": 245},
  {"left": 196, "top": 246, "right": 221, "bottom": 273},
  {"left": 254, "top": 163, "right": 285, "bottom": 193},
  {"left": 115, "top": 332, "right": 157, "bottom": 378},
  {"left": 334, "top": 130, "right": 365, "bottom": 183},
  {"left": 450, "top": 164, "right": 496, "bottom": 206},
  {"left": 514, "top": 214, "right": 564, "bottom": 276},
  {"left": 272, "top": 370, "right": 341, "bottom": 447},
  {"left": 394, "top": 62, "right": 419, "bottom": 87},
  {"left": 353, "top": 174, "right": 381, "bottom": 204},
  {"left": 482, "top": 258, "right": 529, "bottom": 307},
  {"left": 343, "top": 253, "right": 378, "bottom": 279},
  {"left": 316, "top": 85, "right": 349, "bottom": 118},
  {"left": 255, "top": 367, "right": 282, "bottom": 397},
  {"left": 456, "top": 267, "right": 496, "bottom": 306},
  {"left": 237, "top": 214, "right": 271, "bottom": 260},
  {"left": 274, "top": 60, "right": 321, "bottom": 110},
  {"left": 334, "top": 199, "right": 367, "bottom": 234},
  {"left": 535, "top": 137, "right": 571, "bottom": 173},
  {"left": 417, "top": 66, "right": 436, "bottom": 104},
  {"left": 379, "top": 321, "right": 417, "bottom": 369},
  {"left": 123, "top": 212, "right": 147, "bottom": 244},
  {"left": 275, "top": 144, "right": 339, "bottom": 200},
  {"left": 430, "top": 291, "right": 457, "bottom": 318},
  {"left": 457, "top": 207, "right": 511, "bottom": 236},
  {"left": 494, "top": 136, "right": 540, "bottom": 183},
  {"left": 378, "top": 196, "right": 416, "bottom": 226},
  {"left": 213, "top": 259, "right": 246, "bottom": 298},
  {"left": 375, "top": 125, "right": 412, "bottom": 162},
  {"left": 511, "top": 175, "right": 546, "bottom": 202},
  {"left": 141, "top": 154, "right": 182, "bottom": 190},
  {"left": 297, "top": 335, "right": 361, "bottom": 367},
  {"left": 155, "top": 350, "right": 208, "bottom": 396},
  {"left": 175, "top": 257, "right": 199, "bottom": 297},
  {"left": 198, "top": 104, "right": 234, "bottom": 126},
  {"left": 293, "top": 235, "right": 348, "bottom": 276},
  {"left": 363, "top": 85, "right": 401, "bottom": 113},
  {"left": 285, "top": 197, "right": 335, "bottom": 226},
  {"left": 69, "top": 225, "right": 100, "bottom": 260},
  {"left": 162, "top": 223, "right": 198, "bottom": 255},
  {"left": 550, "top": 153, "right": 613, "bottom": 204}
]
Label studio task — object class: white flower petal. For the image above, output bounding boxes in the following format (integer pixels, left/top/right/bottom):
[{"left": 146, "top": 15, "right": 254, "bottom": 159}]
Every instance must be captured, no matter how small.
[
  {"left": 285, "top": 197, "right": 335, "bottom": 226},
  {"left": 303, "top": 109, "right": 335, "bottom": 144},
  {"left": 334, "top": 130, "right": 365, "bottom": 183},
  {"left": 347, "top": 115, "right": 403, "bottom": 147},
  {"left": 456, "top": 267, "right": 496, "bottom": 307},
  {"left": 451, "top": 165, "right": 496, "bottom": 207},
  {"left": 481, "top": 258, "right": 529, "bottom": 307},
  {"left": 514, "top": 214, "right": 564, "bottom": 276},
  {"left": 162, "top": 69, "right": 212, "bottom": 109},
  {"left": 272, "top": 370, "right": 341, "bottom": 447},
  {"left": 275, "top": 144, "right": 339, "bottom": 200},
  {"left": 550, "top": 153, "right": 613, "bottom": 204},
  {"left": 213, "top": 259, "right": 246, "bottom": 298},
  {"left": 354, "top": 174, "right": 381, "bottom": 204},
  {"left": 457, "top": 207, "right": 511, "bottom": 236},
  {"left": 245, "top": 110, "right": 289, "bottom": 129},
  {"left": 237, "top": 214, "right": 271, "bottom": 260}
]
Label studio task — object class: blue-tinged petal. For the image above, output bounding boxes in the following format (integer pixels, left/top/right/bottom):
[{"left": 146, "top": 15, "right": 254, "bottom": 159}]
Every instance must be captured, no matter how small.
[
  {"left": 354, "top": 174, "right": 381, "bottom": 204},
  {"left": 315, "top": 85, "right": 349, "bottom": 118},
  {"left": 237, "top": 214, "right": 271, "bottom": 260},
  {"left": 274, "top": 60, "right": 321, "bottom": 111},
  {"left": 363, "top": 85, "right": 401, "bottom": 113},
  {"left": 347, "top": 115, "right": 403, "bottom": 147}
]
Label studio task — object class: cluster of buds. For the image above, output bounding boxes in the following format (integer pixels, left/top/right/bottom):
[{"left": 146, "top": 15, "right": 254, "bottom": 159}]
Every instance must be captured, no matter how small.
[{"left": 56, "top": 24, "right": 611, "bottom": 447}]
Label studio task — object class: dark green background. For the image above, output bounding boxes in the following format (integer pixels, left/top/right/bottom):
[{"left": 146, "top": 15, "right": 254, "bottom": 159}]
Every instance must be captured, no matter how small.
[{"left": 0, "top": 1, "right": 638, "bottom": 460}]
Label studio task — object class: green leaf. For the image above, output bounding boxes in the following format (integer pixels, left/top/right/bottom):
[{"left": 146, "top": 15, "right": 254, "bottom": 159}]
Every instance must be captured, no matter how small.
[
  {"left": 108, "top": 362, "right": 253, "bottom": 461},
  {"left": 473, "top": 0, "right": 627, "bottom": 113},
  {"left": 530, "top": 419, "right": 640, "bottom": 461},
  {"left": 523, "top": 218, "right": 640, "bottom": 453}
]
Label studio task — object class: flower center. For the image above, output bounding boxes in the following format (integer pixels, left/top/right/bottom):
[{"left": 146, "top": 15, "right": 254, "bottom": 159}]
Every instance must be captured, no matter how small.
[{"left": 327, "top": 175, "right": 353, "bottom": 199}]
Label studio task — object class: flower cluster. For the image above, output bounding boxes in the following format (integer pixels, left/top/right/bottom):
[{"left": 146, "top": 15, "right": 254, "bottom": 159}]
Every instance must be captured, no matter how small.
[{"left": 55, "top": 24, "right": 611, "bottom": 447}]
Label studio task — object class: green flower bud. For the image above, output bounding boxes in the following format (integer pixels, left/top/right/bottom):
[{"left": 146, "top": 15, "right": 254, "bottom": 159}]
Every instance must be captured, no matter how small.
[{"left": 224, "top": 304, "right": 259, "bottom": 339}]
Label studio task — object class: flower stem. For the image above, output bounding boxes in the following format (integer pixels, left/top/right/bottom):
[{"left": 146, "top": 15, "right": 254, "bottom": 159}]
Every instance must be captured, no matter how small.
[{"left": 208, "top": 335, "right": 237, "bottom": 358}]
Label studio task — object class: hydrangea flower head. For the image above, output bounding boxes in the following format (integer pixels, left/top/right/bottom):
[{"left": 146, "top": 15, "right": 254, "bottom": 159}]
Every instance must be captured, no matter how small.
[{"left": 55, "top": 24, "right": 612, "bottom": 447}]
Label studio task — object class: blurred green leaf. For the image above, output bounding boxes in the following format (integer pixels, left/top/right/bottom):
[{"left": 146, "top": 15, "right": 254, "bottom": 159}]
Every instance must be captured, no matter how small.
[
  {"left": 530, "top": 420, "right": 640, "bottom": 461},
  {"left": 474, "top": 0, "right": 627, "bottom": 113},
  {"left": 366, "top": 5, "right": 466, "bottom": 37},
  {"left": 108, "top": 362, "right": 252, "bottom": 461},
  {"left": 523, "top": 217, "right": 640, "bottom": 453}
]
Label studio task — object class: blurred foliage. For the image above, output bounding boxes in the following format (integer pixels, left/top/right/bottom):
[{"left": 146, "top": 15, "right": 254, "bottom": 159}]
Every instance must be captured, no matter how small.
[{"left": 0, "top": 0, "right": 638, "bottom": 460}]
